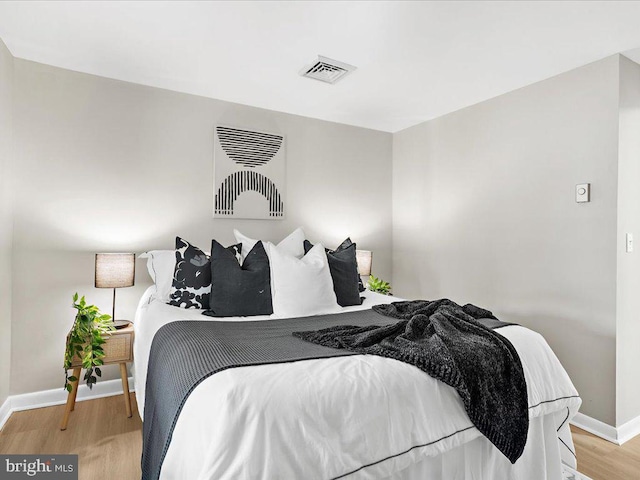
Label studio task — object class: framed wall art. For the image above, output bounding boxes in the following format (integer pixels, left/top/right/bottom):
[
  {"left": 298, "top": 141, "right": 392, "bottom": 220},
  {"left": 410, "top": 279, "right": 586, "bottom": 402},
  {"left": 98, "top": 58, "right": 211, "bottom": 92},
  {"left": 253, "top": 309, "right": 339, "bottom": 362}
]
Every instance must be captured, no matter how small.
[{"left": 213, "top": 125, "right": 285, "bottom": 219}]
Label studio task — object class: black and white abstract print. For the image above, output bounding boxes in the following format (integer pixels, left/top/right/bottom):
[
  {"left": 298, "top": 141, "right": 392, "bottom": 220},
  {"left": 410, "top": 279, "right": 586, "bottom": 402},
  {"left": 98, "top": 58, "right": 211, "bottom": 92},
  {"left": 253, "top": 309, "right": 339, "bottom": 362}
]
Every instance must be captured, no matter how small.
[
  {"left": 168, "top": 237, "right": 211, "bottom": 309},
  {"left": 215, "top": 170, "right": 284, "bottom": 217},
  {"left": 214, "top": 125, "right": 286, "bottom": 219}
]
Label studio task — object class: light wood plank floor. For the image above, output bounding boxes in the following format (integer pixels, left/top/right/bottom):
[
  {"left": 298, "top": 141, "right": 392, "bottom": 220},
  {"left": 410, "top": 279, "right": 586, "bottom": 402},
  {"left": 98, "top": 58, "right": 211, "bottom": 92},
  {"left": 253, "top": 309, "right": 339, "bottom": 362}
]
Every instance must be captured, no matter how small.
[
  {"left": 1, "top": 395, "right": 639, "bottom": 480},
  {"left": 0, "top": 394, "right": 142, "bottom": 480},
  {"left": 571, "top": 425, "right": 640, "bottom": 480}
]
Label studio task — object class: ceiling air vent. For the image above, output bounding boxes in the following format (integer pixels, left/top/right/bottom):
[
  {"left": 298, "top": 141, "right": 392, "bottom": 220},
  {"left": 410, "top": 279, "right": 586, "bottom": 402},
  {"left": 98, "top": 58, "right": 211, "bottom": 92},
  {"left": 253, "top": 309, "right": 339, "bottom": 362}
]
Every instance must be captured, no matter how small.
[{"left": 300, "top": 55, "right": 357, "bottom": 84}]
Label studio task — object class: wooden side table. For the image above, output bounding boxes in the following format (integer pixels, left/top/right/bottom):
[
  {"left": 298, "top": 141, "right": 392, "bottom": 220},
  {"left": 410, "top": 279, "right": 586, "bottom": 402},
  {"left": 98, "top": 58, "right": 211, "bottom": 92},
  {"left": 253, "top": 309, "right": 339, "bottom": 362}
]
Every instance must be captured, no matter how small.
[{"left": 60, "top": 322, "right": 134, "bottom": 430}]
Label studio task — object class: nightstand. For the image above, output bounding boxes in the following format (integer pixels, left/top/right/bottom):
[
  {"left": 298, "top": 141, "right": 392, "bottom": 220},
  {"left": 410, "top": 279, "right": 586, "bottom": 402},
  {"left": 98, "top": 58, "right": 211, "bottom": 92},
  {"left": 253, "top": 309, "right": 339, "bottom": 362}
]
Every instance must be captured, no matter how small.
[{"left": 60, "top": 322, "right": 134, "bottom": 430}]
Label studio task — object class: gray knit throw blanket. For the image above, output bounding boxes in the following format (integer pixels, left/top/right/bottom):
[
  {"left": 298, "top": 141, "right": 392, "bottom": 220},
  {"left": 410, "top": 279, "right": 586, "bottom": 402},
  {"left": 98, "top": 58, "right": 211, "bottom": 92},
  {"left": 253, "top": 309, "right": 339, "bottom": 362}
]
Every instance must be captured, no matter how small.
[{"left": 293, "top": 299, "right": 529, "bottom": 463}]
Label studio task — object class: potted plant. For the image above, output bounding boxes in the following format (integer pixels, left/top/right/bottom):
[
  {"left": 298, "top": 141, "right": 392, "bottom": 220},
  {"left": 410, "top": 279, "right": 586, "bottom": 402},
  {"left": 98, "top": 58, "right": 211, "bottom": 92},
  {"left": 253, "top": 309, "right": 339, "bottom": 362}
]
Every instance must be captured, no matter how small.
[
  {"left": 63, "top": 293, "right": 114, "bottom": 392},
  {"left": 367, "top": 274, "right": 392, "bottom": 295}
]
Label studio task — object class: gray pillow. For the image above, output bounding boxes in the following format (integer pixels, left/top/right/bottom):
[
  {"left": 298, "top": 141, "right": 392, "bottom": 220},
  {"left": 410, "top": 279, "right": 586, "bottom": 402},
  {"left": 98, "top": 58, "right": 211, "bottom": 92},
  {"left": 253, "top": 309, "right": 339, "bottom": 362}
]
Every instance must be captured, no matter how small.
[{"left": 304, "top": 238, "right": 363, "bottom": 307}]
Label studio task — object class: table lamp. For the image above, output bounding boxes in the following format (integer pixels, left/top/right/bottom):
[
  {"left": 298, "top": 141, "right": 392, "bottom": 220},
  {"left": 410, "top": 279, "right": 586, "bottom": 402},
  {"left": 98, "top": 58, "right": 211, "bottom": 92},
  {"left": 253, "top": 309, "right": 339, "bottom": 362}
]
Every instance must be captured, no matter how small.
[
  {"left": 95, "top": 253, "right": 135, "bottom": 329},
  {"left": 356, "top": 250, "right": 372, "bottom": 277}
]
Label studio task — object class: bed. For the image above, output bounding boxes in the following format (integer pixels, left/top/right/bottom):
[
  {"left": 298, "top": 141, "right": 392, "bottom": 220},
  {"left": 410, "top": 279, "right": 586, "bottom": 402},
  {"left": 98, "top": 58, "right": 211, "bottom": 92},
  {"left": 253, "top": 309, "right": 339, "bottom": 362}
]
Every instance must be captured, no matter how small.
[{"left": 133, "top": 285, "right": 581, "bottom": 480}]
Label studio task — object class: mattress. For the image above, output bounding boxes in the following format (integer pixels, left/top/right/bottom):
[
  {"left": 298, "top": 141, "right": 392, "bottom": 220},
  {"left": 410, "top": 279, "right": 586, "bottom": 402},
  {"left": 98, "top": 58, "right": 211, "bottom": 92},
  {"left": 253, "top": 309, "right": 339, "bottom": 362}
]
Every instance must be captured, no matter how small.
[{"left": 133, "top": 287, "right": 581, "bottom": 480}]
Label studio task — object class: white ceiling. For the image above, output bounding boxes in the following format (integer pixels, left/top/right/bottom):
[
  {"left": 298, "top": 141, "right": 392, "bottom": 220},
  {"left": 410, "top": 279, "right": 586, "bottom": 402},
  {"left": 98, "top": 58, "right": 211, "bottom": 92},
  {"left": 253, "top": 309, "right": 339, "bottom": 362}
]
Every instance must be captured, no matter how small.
[{"left": 2, "top": 1, "right": 640, "bottom": 132}]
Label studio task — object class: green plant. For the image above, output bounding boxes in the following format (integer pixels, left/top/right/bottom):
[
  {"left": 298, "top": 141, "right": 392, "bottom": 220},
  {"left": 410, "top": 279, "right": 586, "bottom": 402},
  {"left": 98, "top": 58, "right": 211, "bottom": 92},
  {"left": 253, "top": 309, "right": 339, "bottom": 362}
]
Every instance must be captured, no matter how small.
[
  {"left": 63, "top": 293, "right": 114, "bottom": 392},
  {"left": 367, "top": 274, "right": 391, "bottom": 295}
]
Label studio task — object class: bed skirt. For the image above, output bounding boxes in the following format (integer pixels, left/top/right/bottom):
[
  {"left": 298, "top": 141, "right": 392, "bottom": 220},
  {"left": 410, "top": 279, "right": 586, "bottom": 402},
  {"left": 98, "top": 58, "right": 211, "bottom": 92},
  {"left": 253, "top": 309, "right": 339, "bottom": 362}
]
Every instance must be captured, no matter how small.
[{"left": 384, "top": 411, "right": 574, "bottom": 480}]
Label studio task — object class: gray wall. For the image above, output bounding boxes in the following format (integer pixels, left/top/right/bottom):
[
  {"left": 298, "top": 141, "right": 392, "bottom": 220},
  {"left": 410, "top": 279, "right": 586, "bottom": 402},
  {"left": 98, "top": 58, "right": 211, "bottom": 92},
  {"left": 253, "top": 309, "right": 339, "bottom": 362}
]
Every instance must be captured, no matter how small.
[
  {"left": 10, "top": 59, "right": 392, "bottom": 395},
  {"left": 0, "top": 39, "right": 13, "bottom": 408},
  {"left": 392, "top": 56, "right": 621, "bottom": 425},
  {"left": 616, "top": 56, "right": 640, "bottom": 426}
]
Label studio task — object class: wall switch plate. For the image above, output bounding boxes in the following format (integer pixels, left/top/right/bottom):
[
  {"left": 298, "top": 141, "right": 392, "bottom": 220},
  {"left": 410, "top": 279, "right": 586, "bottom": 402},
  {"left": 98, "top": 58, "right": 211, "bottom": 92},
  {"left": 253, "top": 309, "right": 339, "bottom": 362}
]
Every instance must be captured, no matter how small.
[
  {"left": 576, "top": 183, "right": 590, "bottom": 203},
  {"left": 626, "top": 233, "right": 633, "bottom": 253}
]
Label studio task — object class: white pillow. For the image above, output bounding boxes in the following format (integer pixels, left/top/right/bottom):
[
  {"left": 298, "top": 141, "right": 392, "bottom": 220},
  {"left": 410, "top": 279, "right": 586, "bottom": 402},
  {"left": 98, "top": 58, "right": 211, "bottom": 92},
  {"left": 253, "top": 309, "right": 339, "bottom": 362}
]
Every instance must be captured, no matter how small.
[
  {"left": 268, "top": 242, "right": 340, "bottom": 318},
  {"left": 233, "top": 227, "right": 306, "bottom": 261},
  {"left": 139, "top": 250, "right": 176, "bottom": 302}
]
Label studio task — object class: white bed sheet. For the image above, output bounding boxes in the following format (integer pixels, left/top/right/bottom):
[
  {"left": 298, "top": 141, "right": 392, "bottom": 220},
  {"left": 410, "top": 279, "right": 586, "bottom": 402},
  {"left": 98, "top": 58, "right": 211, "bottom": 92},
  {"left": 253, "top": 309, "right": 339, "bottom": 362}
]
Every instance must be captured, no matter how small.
[{"left": 133, "top": 287, "right": 581, "bottom": 480}]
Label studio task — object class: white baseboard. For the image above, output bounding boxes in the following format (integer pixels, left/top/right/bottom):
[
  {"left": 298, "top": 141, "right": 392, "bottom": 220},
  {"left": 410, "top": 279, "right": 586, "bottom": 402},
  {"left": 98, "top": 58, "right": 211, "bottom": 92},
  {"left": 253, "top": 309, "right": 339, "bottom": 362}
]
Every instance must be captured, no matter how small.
[
  {"left": 617, "top": 414, "right": 640, "bottom": 445},
  {"left": 0, "top": 396, "right": 12, "bottom": 432},
  {"left": 570, "top": 412, "right": 640, "bottom": 445},
  {"left": 0, "top": 376, "right": 134, "bottom": 432},
  {"left": 570, "top": 412, "right": 619, "bottom": 444}
]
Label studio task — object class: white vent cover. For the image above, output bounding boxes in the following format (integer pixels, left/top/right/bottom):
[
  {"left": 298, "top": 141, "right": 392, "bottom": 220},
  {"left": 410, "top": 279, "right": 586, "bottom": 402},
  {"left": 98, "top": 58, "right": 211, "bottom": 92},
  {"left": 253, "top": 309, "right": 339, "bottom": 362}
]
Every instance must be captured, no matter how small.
[{"left": 300, "top": 55, "right": 356, "bottom": 84}]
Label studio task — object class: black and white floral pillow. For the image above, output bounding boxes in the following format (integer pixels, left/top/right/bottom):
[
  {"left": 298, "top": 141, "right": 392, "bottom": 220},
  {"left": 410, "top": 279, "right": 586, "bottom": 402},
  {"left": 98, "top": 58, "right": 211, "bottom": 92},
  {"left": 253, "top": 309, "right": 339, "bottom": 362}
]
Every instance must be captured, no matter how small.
[
  {"left": 167, "top": 237, "right": 210, "bottom": 309},
  {"left": 168, "top": 237, "right": 241, "bottom": 309}
]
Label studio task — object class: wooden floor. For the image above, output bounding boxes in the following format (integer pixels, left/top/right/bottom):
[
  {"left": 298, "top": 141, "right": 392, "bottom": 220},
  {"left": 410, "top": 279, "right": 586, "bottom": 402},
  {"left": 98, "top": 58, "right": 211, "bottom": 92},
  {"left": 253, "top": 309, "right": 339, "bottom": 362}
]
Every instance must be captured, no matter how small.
[
  {"left": 571, "top": 425, "right": 640, "bottom": 480},
  {"left": 1, "top": 394, "right": 639, "bottom": 480},
  {"left": 0, "top": 394, "right": 142, "bottom": 480}
]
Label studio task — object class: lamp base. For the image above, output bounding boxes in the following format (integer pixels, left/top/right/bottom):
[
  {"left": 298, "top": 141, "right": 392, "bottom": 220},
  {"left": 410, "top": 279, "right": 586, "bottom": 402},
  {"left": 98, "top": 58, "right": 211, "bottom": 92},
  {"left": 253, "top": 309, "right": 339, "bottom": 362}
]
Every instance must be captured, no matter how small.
[{"left": 113, "top": 320, "right": 132, "bottom": 330}]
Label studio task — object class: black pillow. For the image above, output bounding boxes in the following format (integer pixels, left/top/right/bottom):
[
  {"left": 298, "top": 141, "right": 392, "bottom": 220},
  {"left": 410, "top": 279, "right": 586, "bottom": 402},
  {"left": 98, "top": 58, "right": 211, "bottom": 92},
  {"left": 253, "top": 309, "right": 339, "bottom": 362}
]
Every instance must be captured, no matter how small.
[
  {"left": 168, "top": 237, "right": 230, "bottom": 309},
  {"left": 304, "top": 238, "right": 362, "bottom": 307},
  {"left": 204, "top": 240, "right": 273, "bottom": 317}
]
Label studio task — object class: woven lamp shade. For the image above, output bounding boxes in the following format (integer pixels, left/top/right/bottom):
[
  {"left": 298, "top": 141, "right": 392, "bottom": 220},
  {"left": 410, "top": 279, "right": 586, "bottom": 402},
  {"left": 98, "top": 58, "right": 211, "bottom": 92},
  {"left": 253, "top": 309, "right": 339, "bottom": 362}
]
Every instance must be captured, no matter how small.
[
  {"left": 95, "top": 253, "right": 135, "bottom": 288},
  {"left": 355, "top": 250, "right": 372, "bottom": 276}
]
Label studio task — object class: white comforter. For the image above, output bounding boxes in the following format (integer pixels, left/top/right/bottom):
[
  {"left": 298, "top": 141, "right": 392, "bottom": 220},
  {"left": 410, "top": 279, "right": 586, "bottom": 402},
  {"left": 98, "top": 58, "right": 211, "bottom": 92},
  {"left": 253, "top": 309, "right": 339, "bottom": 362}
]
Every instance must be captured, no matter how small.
[{"left": 133, "top": 287, "right": 581, "bottom": 480}]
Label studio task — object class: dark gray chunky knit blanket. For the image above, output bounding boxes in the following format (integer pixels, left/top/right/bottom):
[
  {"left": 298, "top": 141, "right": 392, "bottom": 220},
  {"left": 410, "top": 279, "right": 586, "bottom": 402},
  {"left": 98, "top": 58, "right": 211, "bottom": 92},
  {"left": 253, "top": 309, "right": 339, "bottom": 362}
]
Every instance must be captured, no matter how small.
[{"left": 293, "top": 299, "right": 529, "bottom": 464}]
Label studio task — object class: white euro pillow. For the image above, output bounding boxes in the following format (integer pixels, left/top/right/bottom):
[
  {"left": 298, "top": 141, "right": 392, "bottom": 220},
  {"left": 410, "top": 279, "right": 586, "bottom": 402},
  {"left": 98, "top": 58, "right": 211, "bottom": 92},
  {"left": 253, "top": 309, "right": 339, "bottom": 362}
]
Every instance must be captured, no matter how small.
[
  {"left": 139, "top": 250, "right": 176, "bottom": 302},
  {"left": 268, "top": 242, "right": 340, "bottom": 318},
  {"left": 233, "top": 227, "right": 306, "bottom": 262}
]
